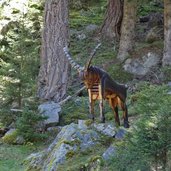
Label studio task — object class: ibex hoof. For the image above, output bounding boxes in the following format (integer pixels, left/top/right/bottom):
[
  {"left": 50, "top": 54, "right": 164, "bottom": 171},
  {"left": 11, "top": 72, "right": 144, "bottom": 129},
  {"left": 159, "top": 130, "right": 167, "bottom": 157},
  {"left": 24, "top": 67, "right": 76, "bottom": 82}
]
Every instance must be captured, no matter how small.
[
  {"left": 88, "top": 114, "right": 94, "bottom": 121},
  {"left": 100, "top": 118, "right": 105, "bottom": 123},
  {"left": 124, "top": 121, "right": 129, "bottom": 128}
]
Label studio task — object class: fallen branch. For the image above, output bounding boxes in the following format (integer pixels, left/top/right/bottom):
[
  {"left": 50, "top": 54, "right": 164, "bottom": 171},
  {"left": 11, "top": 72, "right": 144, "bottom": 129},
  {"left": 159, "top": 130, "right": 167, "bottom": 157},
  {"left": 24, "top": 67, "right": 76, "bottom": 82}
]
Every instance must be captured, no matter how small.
[
  {"left": 10, "top": 109, "right": 23, "bottom": 112},
  {"left": 59, "top": 86, "right": 86, "bottom": 105}
]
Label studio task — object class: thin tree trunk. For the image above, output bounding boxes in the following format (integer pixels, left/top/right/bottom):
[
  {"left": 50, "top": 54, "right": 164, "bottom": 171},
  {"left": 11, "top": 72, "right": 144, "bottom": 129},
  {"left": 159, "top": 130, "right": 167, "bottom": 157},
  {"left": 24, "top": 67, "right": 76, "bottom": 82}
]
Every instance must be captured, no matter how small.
[
  {"left": 100, "top": 0, "right": 123, "bottom": 41},
  {"left": 162, "top": 0, "right": 171, "bottom": 66},
  {"left": 117, "top": 0, "right": 137, "bottom": 61},
  {"left": 37, "top": 0, "right": 69, "bottom": 102}
]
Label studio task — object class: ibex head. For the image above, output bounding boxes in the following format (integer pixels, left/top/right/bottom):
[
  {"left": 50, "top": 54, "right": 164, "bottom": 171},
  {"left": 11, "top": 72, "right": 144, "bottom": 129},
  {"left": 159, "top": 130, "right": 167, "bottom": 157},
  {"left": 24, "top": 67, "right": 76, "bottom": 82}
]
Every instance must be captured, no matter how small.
[{"left": 63, "top": 43, "right": 101, "bottom": 84}]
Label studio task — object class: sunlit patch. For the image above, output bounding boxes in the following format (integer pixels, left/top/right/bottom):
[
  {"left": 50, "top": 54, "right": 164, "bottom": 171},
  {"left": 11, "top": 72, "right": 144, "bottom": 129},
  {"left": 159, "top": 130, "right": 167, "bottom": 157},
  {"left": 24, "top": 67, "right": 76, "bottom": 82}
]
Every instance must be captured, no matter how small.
[{"left": 1, "top": 0, "right": 29, "bottom": 19}]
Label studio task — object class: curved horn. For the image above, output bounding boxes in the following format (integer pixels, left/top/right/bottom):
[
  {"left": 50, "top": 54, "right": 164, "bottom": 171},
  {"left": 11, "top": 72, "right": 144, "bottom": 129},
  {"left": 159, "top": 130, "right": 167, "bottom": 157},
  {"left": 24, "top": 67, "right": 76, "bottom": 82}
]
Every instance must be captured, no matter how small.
[
  {"left": 86, "top": 43, "right": 101, "bottom": 70},
  {"left": 63, "top": 47, "right": 84, "bottom": 72}
]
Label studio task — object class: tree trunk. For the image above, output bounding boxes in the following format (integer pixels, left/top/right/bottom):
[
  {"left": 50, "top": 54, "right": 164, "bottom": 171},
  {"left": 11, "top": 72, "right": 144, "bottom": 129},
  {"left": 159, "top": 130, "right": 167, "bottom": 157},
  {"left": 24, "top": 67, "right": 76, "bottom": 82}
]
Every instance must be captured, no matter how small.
[
  {"left": 117, "top": 0, "right": 137, "bottom": 61},
  {"left": 100, "top": 0, "right": 123, "bottom": 41},
  {"left": 37, "top": 0, "right": 69, "bottom": 102},
  {"left": 162, "top": 0, "right": 171, "bottom": 66}
]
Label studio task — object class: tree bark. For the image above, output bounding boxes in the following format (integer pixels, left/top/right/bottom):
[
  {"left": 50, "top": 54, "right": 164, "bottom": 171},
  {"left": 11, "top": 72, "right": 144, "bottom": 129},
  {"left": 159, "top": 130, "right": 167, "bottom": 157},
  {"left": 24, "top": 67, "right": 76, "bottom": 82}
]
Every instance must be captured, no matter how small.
[
  {"left": 37, "top": 0, "right": 69, "bottom": 102},
  {"left": 117, "top": 0, "right": 137, "bottom": 61},
  {"left": 162, "top": 0, "right": 171, "bottom": 66},
  {"left": 100, "top": 0, "right": 123, "bottom": 41}
]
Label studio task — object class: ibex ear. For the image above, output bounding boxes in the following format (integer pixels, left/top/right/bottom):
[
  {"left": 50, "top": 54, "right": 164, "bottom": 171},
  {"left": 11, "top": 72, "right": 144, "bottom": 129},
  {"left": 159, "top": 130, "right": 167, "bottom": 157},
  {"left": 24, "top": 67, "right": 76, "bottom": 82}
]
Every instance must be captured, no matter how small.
[{"left": 85, "top": 43, "right": 101, "bottom": 70}]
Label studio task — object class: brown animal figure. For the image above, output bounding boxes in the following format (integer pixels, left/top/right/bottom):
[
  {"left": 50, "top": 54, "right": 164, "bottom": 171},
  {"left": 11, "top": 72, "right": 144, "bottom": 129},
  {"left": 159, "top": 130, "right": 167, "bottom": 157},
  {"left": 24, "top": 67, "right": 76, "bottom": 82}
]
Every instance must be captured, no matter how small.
[{"left": 63, "top": 44, "right": 129, "bottom": 128}]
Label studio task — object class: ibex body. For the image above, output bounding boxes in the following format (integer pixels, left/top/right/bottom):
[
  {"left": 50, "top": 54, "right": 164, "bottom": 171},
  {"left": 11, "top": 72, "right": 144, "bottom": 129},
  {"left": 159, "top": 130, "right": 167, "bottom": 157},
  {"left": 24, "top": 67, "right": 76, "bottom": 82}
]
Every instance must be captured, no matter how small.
[{"left": 63, "top": 44, "right": 129, "bottom": 128}]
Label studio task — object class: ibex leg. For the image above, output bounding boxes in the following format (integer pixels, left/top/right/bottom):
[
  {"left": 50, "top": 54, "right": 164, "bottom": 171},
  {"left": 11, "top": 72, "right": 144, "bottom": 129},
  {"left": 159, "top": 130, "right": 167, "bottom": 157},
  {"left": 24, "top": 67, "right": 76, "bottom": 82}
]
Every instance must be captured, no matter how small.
[
  {"left": 121, "top": 103, "right": 129, "bottom": 128},
  {"left": 88, "top": 89, "right": 95, "bottom": 121},
  {"left": 98, "top": 84, "right": 105, "bottom": 123},
  {"left": 89, "top": 99, "right": 95, "bottom": 121},
  {"left": 114, "top": 106, "right": 120, "bottom": 127},
  {"left": 99, "top": 99, "right": 105, "bottom": 123},
  {"left": 110, "top": 98, "right": 120, "bottom": 127}
]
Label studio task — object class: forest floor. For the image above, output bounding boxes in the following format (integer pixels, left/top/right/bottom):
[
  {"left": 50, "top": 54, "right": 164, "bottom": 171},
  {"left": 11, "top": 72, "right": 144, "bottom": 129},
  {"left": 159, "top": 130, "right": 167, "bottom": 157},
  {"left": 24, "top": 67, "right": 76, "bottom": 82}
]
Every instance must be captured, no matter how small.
[{"left": 0, "top": 143, "right": 47, "bottom": 171}]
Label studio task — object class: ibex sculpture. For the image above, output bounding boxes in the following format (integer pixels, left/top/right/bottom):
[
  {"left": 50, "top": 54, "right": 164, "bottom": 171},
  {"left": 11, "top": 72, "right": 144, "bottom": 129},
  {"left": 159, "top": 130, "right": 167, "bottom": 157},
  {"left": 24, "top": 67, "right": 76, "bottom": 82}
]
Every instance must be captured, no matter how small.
[{"left": 63, "top": 44, "right": 129, "bottom": 128}]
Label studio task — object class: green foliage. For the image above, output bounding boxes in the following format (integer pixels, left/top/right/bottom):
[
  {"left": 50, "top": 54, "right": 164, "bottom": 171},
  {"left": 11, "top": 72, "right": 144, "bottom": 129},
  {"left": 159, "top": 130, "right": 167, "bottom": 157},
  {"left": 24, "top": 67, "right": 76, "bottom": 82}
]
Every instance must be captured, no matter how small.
[
  {"left": 16, "top": 108, "right": 47, "bottom": 142},
  {"left": 70, "top": 0, "right": 106, "bottom": 29},
  {"left": 0, "top": 0, "right": 43, "bottom": 136},
  {"left": 60, "top": 97, "right": 89, "bottom": 126},
  {"left": 109, "top": 84, "right": 171, "bottom": 170},
  {"left": 138, "top": 1, "right": 163, "bottom": 16}
]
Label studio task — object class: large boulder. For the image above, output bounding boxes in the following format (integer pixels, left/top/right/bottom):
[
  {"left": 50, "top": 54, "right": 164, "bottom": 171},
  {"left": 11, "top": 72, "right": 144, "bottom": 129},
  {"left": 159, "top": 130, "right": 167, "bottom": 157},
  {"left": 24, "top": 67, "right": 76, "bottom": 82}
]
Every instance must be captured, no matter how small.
[
  {"left": 25, "top": 122, "right": 100, "bottom": 171},
  {"left": 123, "top": 52, "right": 161, "bottom": 76},
  {"left": 2, "top": 129, "right": 25, "bottom": 145},
  {"left": 38, "top": 101, "right": 61, "bottom": 129},
  {"left": 25, "top": 120, "right": 125, "bottom": 170}
]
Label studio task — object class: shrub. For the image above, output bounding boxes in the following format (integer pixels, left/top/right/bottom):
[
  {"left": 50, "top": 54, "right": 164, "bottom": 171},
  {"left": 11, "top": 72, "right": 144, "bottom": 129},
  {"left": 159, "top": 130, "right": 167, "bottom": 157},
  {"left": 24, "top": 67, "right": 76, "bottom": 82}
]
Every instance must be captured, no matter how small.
[{"left": 16, "top": 108, "right": 47, "bottom": 142}]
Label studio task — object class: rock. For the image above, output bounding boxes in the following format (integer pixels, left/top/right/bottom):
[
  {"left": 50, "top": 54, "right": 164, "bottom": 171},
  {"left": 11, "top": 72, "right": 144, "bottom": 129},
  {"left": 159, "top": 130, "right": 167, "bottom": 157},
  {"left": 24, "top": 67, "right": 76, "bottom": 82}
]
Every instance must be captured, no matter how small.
[
  {"left": 146, "top": 27, "right": 163, "bottom": 43},
  {"left": 167, "top": 92, "right": 171, "bottom": 95},
  {"left": 25, "top": 122, "right": 100, "bottom": 171},
  {"left": 2, "top": 129, "right": 25, "bottom": 144},
  {"left": 38, "top": 101, "right": 61, "bottom": 128},
  {"left": 147, "top": 12, "right": 163, "bottom": 29},
  {"left": 102, "top": 145, "right": 116, "bottom": 160},
  {"left": 24, "top": 151, "right": 45, "bottom": 171},
  {"left": 2, "top": 129, "right": 17, "bottom": 144},
  {"left": 46, "top": 126, "right": 62, "bottom": 132},
  {"left": 168, "top": 82, "right": 171, "bottom": 87},
  {"left": 93, "top": 123, "right": 116, "bottom": 137},
  {"left": 77, "top": 33, "right": 86, "bottom": 40},
  {"left": 15, "top": 135, "right": 25, "bottom": 145},
  {"left": 123, "top": 52, "right": 161, "bottom": 76},
  {"left": 78, "top": 119, "right": 88, "bottom": 130},
  {"left": 114, "top": 128, "right": 126, "bottom": 140},
  {"left": 85, "top": 24, "right": 98, "bottom": 32}
]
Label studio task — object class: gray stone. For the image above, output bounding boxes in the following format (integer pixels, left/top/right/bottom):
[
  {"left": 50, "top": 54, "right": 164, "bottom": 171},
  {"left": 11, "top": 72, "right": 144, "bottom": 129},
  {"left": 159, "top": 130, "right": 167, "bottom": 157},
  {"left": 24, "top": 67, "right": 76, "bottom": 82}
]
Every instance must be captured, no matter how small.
[
  {"left": 93, "top": 123, "right": 116, "bottom": 137},
  {"left": 146, "top": 27, "right": 163, "bottom": 43},
  {"left": 15, "top": 135, "right": 25, "bottom": 145},
  {"left": 85, "top": 24, "right": 98, "bottom": 32},
  {"left": 47, "top": 126, "right": 62, "bottom": 132},
  {"left": 26, "top": 122, "right": 100, "bottom": 170},
  {"left": 2, "top": 129, "right": 25, "bottom": 144},
  {"left": 168, "top": 82, "right": 171, "bottom": 86},
  {"left": 115, "top": 128, "right": 126, "bottom": 140},
  {"left": 24, "top": 151, "right": 45, "bottom": 170},
  {"left": 123, "top": 52, "right": 161, "bottom": 76},
  {"left": 102, "top": 145, "right": 116, "bottom": 160},
  {"left": 77, "top": 33, "right": 86, "bottom": 40},
  {"left": 38, "top": 101, "right": 61, "bottom": 128},
  {"left": 3, "top": 128, "right": 16, "bottom": 136},
  {"left": 167, "top": 91, "right": 171, "bottom": 95},
  {"left": 78, "top": 120, "right": 88, "bottom": 130}
]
